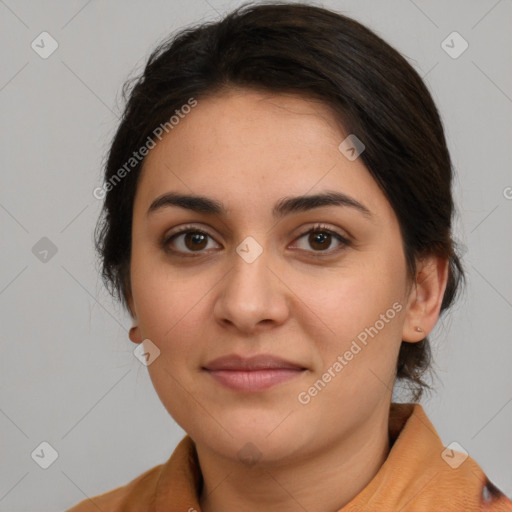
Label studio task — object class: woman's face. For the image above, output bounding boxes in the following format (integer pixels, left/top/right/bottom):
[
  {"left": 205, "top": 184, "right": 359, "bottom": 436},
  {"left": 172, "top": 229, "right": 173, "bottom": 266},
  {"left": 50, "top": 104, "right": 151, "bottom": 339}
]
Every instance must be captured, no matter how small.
[{"left": 128, "top": 88, "right": 422, "bottom": 464}]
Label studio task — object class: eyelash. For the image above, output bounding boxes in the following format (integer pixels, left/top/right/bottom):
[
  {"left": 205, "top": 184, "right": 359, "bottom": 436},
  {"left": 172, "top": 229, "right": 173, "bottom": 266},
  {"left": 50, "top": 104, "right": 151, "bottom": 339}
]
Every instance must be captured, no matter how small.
[{"left": 162, "top": 223, "right": 351, "bottom": 259}]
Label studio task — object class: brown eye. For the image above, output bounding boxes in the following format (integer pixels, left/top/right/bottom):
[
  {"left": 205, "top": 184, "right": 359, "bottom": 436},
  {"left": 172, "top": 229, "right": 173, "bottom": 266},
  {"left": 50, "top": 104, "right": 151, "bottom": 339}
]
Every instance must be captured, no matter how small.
[
  {"left": 183, "top": 231, "right": 208, "bottom": 251},
  {"left": 163, "top": 224, "right": 349, "bottom": 258},
  {"left": 308, "top": 231, "right": 332, "bottom": 251},
  {"left": 164, "top": 228, "right": 220, "bottom": 255},
  {"left": 293, "top": 225, "right": 350, "bottom": 255}
]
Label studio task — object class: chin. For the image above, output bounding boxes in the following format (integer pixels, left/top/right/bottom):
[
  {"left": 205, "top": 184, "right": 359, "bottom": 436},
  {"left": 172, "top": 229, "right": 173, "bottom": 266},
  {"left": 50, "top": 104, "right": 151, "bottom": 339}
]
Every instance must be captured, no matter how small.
[
  {"left": 215, "top": 414, "right": 312, "bottom": 461},
  {"left": 206, "top": 431, "right": 304, "bottom": 468}
]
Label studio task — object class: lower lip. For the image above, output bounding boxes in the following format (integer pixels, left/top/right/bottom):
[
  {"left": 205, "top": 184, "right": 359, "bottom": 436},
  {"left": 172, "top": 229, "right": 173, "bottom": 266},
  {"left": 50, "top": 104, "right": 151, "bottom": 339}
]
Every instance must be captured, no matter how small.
[{"left": 205, "top": 368, "right": 305, "bottom": 392}]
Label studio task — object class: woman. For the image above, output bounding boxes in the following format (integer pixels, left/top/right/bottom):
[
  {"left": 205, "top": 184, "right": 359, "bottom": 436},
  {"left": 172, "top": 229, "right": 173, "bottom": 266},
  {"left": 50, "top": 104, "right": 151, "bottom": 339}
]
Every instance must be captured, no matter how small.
[{"left": 67, "top": 2, "right": 512, "bottom": 510}]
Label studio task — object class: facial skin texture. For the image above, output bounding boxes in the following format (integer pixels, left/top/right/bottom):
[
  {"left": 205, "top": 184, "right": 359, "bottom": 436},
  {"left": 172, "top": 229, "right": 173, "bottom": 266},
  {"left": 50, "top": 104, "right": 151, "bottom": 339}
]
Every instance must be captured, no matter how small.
[{"left": 127, "top": 88, "right": 449, "bottom": 512}]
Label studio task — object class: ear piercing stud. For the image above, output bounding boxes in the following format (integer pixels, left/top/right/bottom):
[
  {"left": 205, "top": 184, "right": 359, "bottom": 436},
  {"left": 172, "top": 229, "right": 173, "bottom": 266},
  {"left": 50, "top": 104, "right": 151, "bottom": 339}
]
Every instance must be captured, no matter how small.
[{"left": 415, "top": 326, "right": 423, "bottom": 332}]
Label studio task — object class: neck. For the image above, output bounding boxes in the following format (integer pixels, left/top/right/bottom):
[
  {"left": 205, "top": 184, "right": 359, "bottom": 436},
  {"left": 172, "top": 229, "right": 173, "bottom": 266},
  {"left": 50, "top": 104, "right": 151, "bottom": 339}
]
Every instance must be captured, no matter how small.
[{"left": 197, "top": 404, "right": 391, "bottom": 512}]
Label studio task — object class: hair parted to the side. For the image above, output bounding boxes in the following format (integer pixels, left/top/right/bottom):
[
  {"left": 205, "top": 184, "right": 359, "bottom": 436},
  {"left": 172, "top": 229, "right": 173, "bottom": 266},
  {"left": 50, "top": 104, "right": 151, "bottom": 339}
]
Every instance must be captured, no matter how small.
[{"left": 94, "top": 1, "right": 466, "bottom": 401}]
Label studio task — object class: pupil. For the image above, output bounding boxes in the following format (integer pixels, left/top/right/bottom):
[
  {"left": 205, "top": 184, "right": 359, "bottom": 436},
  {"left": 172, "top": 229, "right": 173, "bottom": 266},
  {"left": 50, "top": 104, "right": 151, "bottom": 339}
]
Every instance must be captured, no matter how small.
[
  {"left": 310, "top": 231, "right": 330, "bottom": 250},
  {"left": 186, "top": 232, "right": 207, "bottom": 250}
]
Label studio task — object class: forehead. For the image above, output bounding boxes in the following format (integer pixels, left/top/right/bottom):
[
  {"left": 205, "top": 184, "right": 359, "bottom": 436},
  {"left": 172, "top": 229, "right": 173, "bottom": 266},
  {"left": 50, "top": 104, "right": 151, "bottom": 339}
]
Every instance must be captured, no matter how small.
[{"left": 134, "top": 89, "right": 393, "bottom": 225}]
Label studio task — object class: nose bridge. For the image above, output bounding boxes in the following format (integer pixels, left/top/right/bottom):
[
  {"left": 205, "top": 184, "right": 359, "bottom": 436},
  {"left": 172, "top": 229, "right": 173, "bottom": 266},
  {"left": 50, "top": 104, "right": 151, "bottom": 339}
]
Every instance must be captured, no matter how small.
[
  {"left": 214, "top": 235, "right": 289, "bottom": 330},
  {"left": 229, "top": 236, "right": 274, "bottom": 302}
]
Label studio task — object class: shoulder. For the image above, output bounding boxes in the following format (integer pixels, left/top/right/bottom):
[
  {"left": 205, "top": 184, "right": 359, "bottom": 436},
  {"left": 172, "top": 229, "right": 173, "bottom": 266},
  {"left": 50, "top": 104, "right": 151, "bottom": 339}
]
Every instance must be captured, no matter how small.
[{"left": 65, "top": 463, "right": 164, "bottom": 512}]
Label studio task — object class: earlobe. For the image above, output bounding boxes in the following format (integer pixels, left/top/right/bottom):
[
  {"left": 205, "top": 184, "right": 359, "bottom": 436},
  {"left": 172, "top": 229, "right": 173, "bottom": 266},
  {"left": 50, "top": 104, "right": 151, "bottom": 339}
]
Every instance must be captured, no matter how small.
[
  {"left": 129, "top": 325, "right": 142, "bottom": 344},
  {"left": 401, "top": 255, "right": 449, "bottom": 343}
]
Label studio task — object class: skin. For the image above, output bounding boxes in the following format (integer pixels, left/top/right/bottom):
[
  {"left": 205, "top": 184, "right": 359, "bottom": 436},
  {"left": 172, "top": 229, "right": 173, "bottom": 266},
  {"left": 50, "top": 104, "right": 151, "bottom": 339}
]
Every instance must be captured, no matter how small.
[{"left": 127, "top": 88, "right": 449, "bottom": 511}]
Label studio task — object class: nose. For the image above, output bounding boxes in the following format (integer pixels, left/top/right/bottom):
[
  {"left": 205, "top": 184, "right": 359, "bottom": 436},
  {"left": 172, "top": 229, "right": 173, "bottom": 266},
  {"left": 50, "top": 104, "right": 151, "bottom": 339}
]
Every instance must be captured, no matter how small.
[{"left": 213, "top": 245, "right": 290, "bottom": 335}]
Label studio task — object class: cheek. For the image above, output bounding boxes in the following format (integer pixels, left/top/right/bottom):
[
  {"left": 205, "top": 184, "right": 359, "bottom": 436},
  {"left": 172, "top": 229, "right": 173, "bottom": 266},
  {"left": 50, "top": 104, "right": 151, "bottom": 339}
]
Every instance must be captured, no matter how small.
[
  {"left": 130, "top": 258, "right": 211, "bottom": 426},
  {"left": 130, "top": 246, "right": 208, "bottom": 349},
  {"left": 291, "top": 256, "right": 407, "bottom": 378},
  {"left": 295, "top": 264, "right": 404, "bottom": 338}
]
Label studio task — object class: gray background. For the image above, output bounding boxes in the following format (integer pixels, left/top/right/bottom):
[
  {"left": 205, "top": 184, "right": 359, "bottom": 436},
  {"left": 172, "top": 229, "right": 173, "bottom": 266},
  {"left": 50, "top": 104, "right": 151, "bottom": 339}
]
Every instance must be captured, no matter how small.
[{"left": 0, "top": 0, "right": 511, "bottom": 510}]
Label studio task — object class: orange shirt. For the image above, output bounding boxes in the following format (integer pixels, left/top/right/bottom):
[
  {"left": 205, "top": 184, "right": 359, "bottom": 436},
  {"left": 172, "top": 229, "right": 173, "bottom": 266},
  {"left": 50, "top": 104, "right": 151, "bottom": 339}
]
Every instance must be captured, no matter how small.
[{"left": 66, "top": 403, "right": 512, "bottom": 511}]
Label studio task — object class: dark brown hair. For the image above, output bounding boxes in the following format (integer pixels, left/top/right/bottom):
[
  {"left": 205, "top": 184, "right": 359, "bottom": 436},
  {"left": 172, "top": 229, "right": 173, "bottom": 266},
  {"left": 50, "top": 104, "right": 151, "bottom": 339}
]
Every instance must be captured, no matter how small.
[{"left": 94, "top": 1, "right": 465, "bottom": 400}]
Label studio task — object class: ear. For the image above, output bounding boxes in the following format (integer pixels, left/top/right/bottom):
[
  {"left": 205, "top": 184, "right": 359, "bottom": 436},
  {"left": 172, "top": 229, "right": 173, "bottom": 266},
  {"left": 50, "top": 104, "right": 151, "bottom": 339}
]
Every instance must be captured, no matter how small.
[
  {"left": 401, "top": 255, "right": 449, "bottom": 342},
  {"left": 126, "top": 293, "right": 142, "bottom": 345},
  {"left": 129, "top": 325, "right": 142, "bottom": 345}
]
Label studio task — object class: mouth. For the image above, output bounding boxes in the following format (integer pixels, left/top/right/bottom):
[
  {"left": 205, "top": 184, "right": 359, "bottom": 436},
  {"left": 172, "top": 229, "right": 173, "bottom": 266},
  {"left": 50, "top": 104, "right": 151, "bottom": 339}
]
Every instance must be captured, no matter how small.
[{"left": 202, "top": 354, "right": 307, "bottom": 392}]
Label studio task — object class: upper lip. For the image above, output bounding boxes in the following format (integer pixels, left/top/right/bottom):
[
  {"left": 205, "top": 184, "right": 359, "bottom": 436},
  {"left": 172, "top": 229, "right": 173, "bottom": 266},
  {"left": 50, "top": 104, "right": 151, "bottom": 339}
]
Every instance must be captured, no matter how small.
[{"left": 203, "top": 354, "right": 306, "bottom": 371}]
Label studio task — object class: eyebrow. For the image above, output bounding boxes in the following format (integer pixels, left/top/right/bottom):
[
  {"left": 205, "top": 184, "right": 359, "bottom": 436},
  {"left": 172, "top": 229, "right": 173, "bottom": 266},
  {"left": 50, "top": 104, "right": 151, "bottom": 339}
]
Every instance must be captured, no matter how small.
[{"left": 146, "top": 190, "right": 373, "bottom": 220}]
